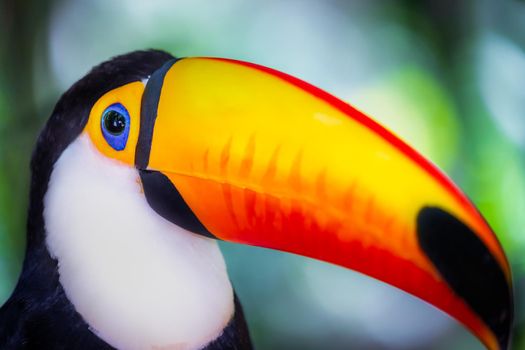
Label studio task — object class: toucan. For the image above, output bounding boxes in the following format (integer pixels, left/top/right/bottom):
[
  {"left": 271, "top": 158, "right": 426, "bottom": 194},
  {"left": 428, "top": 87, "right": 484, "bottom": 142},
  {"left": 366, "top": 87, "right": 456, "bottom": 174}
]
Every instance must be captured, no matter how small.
[{"left": 0, "top": 50, "right": 513, "bottom": 350}]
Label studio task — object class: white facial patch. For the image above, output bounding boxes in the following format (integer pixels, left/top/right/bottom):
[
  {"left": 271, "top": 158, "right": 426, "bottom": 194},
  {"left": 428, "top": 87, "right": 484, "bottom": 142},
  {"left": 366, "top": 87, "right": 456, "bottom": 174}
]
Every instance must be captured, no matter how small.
[{"left": 44, "top": 134, "right": 234, "bottom": 350}]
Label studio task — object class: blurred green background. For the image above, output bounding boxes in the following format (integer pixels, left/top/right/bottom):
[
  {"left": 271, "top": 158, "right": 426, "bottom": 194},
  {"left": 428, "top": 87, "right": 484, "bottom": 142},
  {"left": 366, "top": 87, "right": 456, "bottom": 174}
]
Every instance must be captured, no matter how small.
[{"left": 0, "top": 0, "right": 524, "bottom": 349}]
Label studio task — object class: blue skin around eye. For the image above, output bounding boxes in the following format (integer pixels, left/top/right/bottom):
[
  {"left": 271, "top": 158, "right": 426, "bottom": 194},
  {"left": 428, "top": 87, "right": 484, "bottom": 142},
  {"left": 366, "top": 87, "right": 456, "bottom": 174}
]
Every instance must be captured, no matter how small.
[{"left": 101, "top": 103, "right": 130, "bottom": 151}]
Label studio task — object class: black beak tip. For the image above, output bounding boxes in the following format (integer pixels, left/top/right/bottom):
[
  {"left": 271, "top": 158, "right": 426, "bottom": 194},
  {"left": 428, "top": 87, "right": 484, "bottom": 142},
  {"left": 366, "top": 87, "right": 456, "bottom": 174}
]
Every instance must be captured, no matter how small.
[{"left": 416, "top": 206, "right": 513, "bottom": 350}]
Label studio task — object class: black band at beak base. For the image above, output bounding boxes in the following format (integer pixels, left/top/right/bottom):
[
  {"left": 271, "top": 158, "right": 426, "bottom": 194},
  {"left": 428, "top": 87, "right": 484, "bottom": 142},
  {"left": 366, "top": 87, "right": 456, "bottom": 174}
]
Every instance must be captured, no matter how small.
[
  {"left": 139, "top": 170, "right": 215, "bottom": 238},
  {"left": 135, "top": 58, "right": 179, "bottom": 169}
]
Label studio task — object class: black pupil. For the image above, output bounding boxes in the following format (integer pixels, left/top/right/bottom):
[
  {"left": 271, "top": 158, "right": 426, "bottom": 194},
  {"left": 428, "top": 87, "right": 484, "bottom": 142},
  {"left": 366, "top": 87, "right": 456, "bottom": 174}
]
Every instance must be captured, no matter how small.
[{"left": 104, "top": 110, "right": 126, "bottom": 135}]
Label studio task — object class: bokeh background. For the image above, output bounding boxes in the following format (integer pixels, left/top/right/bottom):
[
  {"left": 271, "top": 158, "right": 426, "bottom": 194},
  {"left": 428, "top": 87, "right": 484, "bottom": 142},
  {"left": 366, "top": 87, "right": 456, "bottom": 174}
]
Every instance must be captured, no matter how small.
[{"left": 1, "top": 0, "right": 524, "bottom": 349}]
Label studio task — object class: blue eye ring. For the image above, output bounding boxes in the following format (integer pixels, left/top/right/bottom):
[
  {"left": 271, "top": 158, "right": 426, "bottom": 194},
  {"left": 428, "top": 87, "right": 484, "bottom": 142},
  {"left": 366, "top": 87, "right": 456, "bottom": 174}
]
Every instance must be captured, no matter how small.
[{"left": 101, "top": 103, "right": 130, "bottom": 151}]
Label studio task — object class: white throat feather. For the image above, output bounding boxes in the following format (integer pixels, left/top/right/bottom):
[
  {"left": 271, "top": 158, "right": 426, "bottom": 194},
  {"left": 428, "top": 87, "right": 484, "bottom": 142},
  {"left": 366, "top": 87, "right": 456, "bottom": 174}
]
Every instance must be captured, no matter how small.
[{"left": 44, "top": 134, "right": 234, "bottom": 350}]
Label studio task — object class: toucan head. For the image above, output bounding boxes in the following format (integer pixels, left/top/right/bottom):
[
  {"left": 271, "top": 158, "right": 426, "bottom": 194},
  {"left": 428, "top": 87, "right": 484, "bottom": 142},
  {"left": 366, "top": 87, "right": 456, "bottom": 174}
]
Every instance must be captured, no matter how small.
[{"left": 32, "top": 50, "right": 512, "bottom": 349}]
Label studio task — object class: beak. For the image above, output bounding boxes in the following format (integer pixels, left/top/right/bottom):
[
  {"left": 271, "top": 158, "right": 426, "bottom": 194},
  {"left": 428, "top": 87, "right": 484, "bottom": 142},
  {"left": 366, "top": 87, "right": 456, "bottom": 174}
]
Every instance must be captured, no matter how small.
[{"left": 136, "top": 57, "right": 513, "bottom": 350}]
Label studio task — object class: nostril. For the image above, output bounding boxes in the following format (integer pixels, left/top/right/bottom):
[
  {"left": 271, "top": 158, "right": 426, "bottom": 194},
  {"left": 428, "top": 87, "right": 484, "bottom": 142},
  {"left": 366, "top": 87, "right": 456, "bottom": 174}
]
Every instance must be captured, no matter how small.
[{"left": 416, "top": 206, "right": 512, "bottom": 350}]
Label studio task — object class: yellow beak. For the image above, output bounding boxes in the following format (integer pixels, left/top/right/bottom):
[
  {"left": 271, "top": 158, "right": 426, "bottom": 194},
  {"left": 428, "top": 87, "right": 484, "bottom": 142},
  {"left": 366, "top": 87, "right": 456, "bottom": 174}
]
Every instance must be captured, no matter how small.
[{"left": 137, "top": 57, "right": 512, "bottom": 350}]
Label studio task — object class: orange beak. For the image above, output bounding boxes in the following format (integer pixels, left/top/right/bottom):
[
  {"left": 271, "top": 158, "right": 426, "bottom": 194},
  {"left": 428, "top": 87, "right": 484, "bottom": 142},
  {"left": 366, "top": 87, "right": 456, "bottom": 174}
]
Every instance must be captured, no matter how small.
[{"left": 136, "top": 57, "right": 513, "bottom": 350}]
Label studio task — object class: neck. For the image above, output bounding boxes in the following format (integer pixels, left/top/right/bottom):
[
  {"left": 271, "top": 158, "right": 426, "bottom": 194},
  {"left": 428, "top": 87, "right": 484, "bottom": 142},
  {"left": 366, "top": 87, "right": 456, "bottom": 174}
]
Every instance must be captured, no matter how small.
[{"left": 41, "top": 135, "right": 234, "bottom": 350}]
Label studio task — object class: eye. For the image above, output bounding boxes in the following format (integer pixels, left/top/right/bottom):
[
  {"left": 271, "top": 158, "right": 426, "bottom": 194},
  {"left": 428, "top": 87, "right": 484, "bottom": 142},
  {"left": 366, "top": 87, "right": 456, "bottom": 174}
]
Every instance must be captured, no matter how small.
[{"left": 101, "top": 103, "right": 130, "bottom": 151}]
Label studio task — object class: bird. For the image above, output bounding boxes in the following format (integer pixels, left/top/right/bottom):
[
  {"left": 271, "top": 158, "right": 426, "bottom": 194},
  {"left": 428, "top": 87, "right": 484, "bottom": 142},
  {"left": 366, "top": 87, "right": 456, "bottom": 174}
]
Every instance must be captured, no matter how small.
[{"left": 0, "top": 50, "right": 513, "bottom": 350}]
